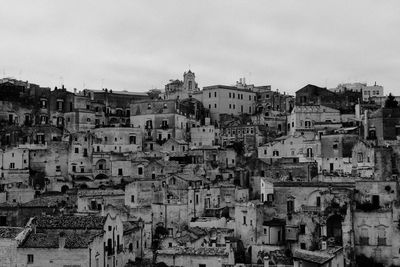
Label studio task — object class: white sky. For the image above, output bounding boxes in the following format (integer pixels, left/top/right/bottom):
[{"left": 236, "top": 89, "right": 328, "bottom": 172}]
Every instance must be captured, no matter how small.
[{"left": 1, "top": 0, "right": 400, "bottom": 95}]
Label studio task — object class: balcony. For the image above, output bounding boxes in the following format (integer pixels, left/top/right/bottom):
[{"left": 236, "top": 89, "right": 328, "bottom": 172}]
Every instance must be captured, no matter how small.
[
  {"left": 359, "top": 237, "right": 369, "bottom": 245},
  {"left": 94, "top": 169, "right": 110, "bottom": 175},
  {"left": 2, "top": 169, "right": 29, "bottom": 175},
  {"left": 377, "top": 237, "right": 386, "bottom": 246},
  {"left": 301, "top": 205, "right": 321, "bottom": 213}
]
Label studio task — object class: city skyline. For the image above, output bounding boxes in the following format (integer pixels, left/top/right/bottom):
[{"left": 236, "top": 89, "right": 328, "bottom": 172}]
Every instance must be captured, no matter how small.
[{"left": 1, "top": 0, "right": 400, "bottom": 94}]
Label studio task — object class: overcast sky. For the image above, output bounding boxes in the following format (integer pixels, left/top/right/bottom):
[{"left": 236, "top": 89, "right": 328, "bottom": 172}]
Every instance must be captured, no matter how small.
[{"left": 1, "top": 0, "right": 400, "bottom": 95}]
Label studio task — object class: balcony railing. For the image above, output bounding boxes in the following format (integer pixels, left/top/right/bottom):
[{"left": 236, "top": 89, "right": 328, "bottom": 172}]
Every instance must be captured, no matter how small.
[
  {"left": 359, "top": 237, "right": 369, "bottom": 245},
  {"left": 94, "top": 169, "right": 110, "bottom": 174},
  {"left": 301, "top": 205, "right": 320, "bottom": 213},
  {"left": 377, "top": 237, "right": 386, "bottom": 246}
]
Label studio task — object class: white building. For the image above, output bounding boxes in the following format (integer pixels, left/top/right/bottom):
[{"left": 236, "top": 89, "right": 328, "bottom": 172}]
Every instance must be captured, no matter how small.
[
  {"left": 362, "top": 83, "right": 384, "bottom": 101},
  {"left": 258, "top": 134, "right": 321, "bottom": 163},
  {"left": 92, "top": 127, "right": 142, "bottom": 153},
  {"left": 287, "top": 105, "right": 341, "bottom": 135},
  {"left": 193, "top": 84, "right": 256, "bottom": 124},
  {"left": 190, "top": 125, "right": 220, "bottom": 147}
]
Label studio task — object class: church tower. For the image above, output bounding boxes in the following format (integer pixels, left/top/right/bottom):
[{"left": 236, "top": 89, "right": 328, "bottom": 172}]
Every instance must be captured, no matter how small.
[{"left": 183, "top": 70, "right": 198, "bottom": 93}]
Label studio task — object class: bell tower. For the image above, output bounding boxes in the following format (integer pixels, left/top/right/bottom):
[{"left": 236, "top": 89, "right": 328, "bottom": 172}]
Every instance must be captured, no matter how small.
[{"left": 183, "top": 70, "right": 197, "bottom": 93}]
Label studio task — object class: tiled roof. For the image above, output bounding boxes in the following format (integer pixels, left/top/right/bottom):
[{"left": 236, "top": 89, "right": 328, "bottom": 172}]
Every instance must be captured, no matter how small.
[
  {"left": 78, "top": 189, "right": 124, "bottom": 197},
  {"left": 22, "top": 195, "right": 77, "bottom": 208},
  {"left": 263, "top": 218, "right": 286, "bottom": 226},
  {"left": 157, "top": 247, "right": 229, "bottom": 256},
  {"left": 123, "top": 221, "right": 140, "bottom": 233},
  {"left": 175, "top": 227, "right": 208, "bottom": 245},
  {"left": 0, "top": 227, "right": 24, "bottom": 239},
  {"left": 35, "top": 215, "right": 106, "bottom": 230},
  {"left": 20, "top": 230, "right": 102, "bottom": 249},
  {"left": 293, "top": 249, "right": 335, "bottom": 264}
]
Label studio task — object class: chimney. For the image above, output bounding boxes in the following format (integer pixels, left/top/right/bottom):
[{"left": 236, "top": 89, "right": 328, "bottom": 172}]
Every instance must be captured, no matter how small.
[
  {"left": 74, "top": 88, "right": 77, "bottom": 94},
  {"left": 30, "top": 218, "right": 37, "bottom": 234},
  {"left": 59, "top": 232, "right": 66, "bottom": 249},
  {"left": 263, "top": 257, "right": 270, "bottom": 267},
  {"left": 321, "top": 240, "right": 327, "bottom": 250}
]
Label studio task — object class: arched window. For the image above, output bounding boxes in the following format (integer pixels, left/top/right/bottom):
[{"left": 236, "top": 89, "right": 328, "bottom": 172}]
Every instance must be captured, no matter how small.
[{"left": 306, "top": 148, "right": 313, "bottom": 158}]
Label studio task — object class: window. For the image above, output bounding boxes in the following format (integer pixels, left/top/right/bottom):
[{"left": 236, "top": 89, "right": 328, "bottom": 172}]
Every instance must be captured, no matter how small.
[
  {"left": 333, "top": 144, "right": 338, "bottom": 149},
  {"left": 306, "top": 148, "right": 313, "bottom": 158},
  {"left": 130, "top": 135, "right": 136, "bottom": 144},
  {"left": 229, "top": 93, "right": 231, "bottom": 98},
  {"left": 273, "top": 150, "right": 279, "bottom": 156},
  {"left": 56, "top": 165, "right": 61, "bottom": 172},
  {"left": 27, "top": 254, "right": 34, "bottom": 264},
  {"left": 372, "top": 195, "right": 380, "bottom": 207},
  {"left": 287, "top": 199, "right": 294, "bottom": 213},
  {"left": 243, "top": 216, "right": 247, "bottom": 225},
  {"left": 83, "top": 148, "right": 88, "bottom": 157},
  {"left": 195, "top": 194, "right": 199, "bottom": 204},
  {"left": 357, "top": 153, "right": 363, "bottom": 163},
  {"left": 300, "top": 224, "right": 306, "bottom": 234},
  {"left": 316, "top": 196, "right": 321, "bottom": 207},
  {"left": 360, "top": 228, "right": 369, "bottom": 245},
  {"left": 300, "top": 243, "right": 306, "bottom": 249},
  {"left": 199, "top": 264, "right": 206, "bottom": 267},
  {"left": 118, "top": 169, "right": 123, "bottom": 176},
  {"left": 9, "top": 163, "right": 15, "bottom": 169},
  {"left": 138, "top": 167, "right": 143, "bottom": 175},
  {"left": 75, "top": 147, "right": 79, "bottom": 153},
  {"left": 131, "top": 195, "right": 135, "bottom": 203},
  {"left": 214, "top": 104, "right": 217, "bottom": 108},
  {"left": 72, "top": 165, "right": 76, "bottom": 172},
  {"left": 41, "top": 99, "right": 47, "bottom": 108},
  {"left": 214, "top": 92, "right": 217, "bottom": 97}
]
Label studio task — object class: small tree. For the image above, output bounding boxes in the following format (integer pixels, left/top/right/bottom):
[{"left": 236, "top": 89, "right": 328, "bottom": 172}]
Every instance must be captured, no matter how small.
[{"left": 385, "top": 93, "right": 398, "bottom": 108}]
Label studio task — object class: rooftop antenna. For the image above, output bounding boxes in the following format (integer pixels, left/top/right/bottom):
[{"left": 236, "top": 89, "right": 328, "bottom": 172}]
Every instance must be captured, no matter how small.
[{"left": 59, "top": 76, "right": 63, "bottom": 87}]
